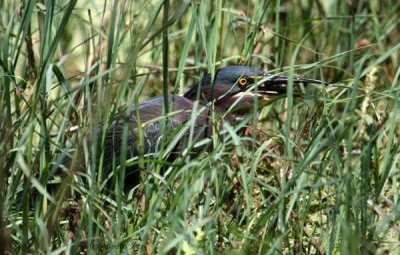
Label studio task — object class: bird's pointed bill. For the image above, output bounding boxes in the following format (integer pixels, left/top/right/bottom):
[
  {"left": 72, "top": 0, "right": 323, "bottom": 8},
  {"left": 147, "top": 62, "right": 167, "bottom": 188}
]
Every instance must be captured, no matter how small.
[{"left": 255, "top": 73, "right": 327, "bottom": 95}]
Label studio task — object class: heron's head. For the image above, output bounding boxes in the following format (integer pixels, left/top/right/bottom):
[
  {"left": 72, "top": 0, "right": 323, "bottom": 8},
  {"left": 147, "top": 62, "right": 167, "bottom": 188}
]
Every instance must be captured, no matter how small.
[{"left": 184, "top": 65, "right": 326, "bottom": 113}]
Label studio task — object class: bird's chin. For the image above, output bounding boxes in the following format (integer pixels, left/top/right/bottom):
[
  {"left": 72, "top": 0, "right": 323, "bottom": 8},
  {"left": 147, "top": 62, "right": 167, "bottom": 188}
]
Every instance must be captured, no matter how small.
[
  {"left": 257, "top": 93, "right": 274, "bottom": 102},
  {"left": 232, "top": 91, "right": 273, "bottom": 101},
  {"left": 223, "top": 91, "right": 272, "bottom": 114}
]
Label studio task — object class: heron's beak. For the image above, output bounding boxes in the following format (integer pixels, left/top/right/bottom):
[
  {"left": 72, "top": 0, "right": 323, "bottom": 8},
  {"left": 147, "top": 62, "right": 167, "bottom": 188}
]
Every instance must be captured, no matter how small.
[{"left": 257, "top": 74, "right": 328, "bottom": 95}]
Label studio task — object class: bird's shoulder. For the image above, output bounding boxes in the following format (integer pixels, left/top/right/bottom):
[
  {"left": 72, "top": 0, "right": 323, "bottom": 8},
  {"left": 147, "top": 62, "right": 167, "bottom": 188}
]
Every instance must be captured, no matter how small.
[
  {"left": 109, "top": 96, "right": 196, "bottom": 129},
  {"left": 138, "top": 95, "right": 195, "bottom": 122}
]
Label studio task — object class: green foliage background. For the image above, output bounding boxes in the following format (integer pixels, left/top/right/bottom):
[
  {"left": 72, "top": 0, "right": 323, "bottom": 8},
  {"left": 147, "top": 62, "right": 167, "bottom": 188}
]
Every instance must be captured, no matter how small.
[{"left": 1, "top": 0, "right": 399, "bottom": 254}]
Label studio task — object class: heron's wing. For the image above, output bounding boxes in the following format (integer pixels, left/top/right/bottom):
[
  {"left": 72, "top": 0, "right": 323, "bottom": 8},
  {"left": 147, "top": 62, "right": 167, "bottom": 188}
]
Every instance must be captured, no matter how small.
[{"left": 101, "top": 96, "right": 206, "bottom": 184}]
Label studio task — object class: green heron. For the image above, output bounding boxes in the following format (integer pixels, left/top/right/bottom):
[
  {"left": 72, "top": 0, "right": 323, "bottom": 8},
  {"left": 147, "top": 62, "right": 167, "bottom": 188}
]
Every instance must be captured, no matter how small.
[{"left": 64, "top": 66, "right": 326, "bottom": 187}]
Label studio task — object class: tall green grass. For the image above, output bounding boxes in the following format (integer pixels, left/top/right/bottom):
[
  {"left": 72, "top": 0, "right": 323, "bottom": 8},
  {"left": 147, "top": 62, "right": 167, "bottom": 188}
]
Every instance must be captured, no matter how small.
[{"left": 1, "top": 0, "right": 399, "bottom": 254}]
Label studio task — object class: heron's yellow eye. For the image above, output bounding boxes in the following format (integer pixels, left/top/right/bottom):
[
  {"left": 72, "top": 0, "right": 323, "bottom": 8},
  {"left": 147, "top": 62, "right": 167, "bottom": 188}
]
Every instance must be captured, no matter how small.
[{"left": 238, "top": 78, "right": 248, "bottom": 86}]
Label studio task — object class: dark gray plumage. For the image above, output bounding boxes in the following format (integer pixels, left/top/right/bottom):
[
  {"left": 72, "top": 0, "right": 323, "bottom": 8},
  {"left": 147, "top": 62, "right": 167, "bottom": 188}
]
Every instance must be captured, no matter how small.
[{"left": 63, "top": 66, "right": 326, "bottom": 188}]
